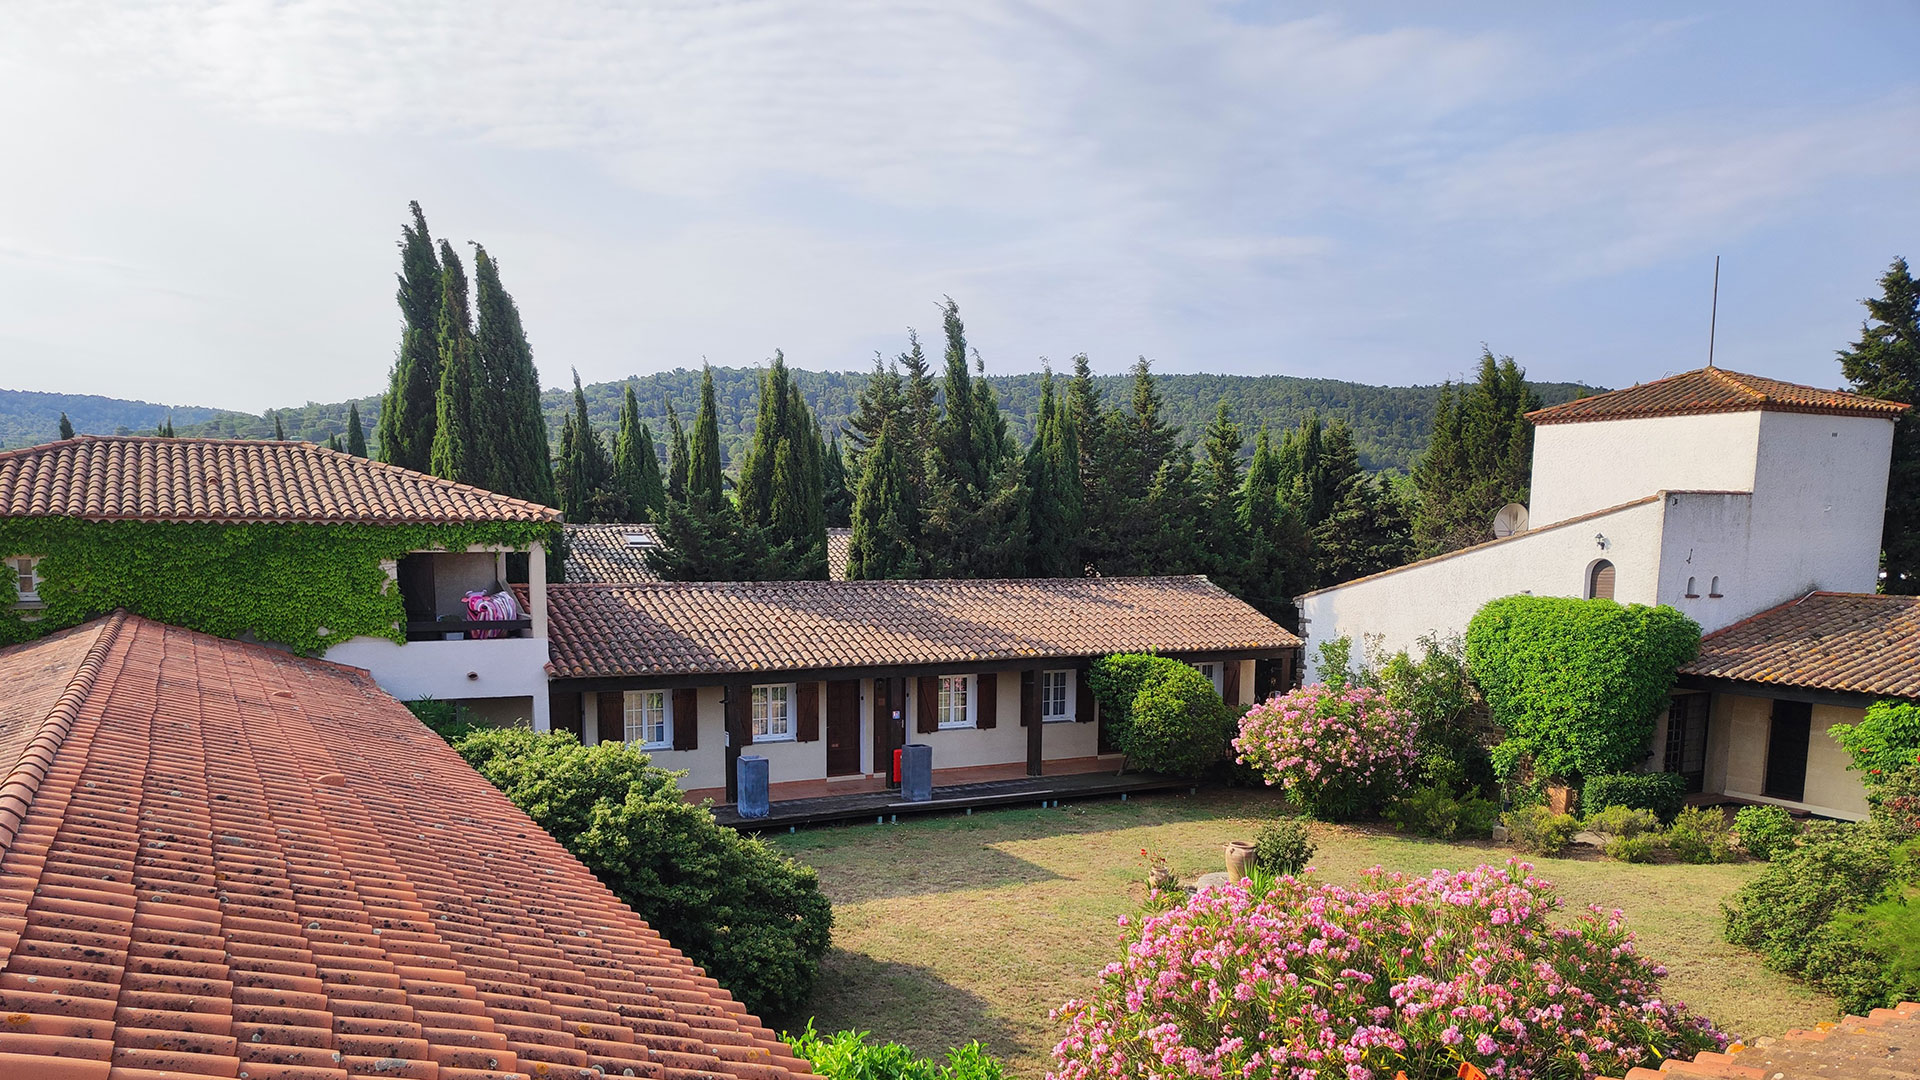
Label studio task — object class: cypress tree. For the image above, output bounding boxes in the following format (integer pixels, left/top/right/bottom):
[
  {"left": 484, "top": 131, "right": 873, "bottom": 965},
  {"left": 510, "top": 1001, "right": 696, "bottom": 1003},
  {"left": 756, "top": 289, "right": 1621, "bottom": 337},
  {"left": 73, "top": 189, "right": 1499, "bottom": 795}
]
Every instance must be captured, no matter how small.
[
  {"left": 471, "top": 244, "right": 555, "bottom": 505},
  {"left": 271, "top": 412, "right": 285, "bottom": 440},
  {"left": 156, "top": 415, "right": 176, "bottom": 438},
  {"left": 687, "top": 366, "right": 724, "bottom": 512},
  {"left": 346, "top": 403, "right": 368, "bottom": 457},
  {"left": 737, "top": 351, "right": 828, "bottom": 579},
  {"left": 846, "top": 416, "right": 923, "bottom": 579},
  {"left": 1024, "top": 371, "right": 1084, "bottom": 577},
  {"left": 846, "top": 354, "right": 904, "bottom": 473},
  {"left": 1198, "top": 398, "right": 1244, "bottom": 514},
  {"left": 1197, "top": 398, "right": 1253, "bottom": 589},
  {"left": 58, "top": 413, "right": 74, "bottom": 440},
  {"left": 1314, "top": 473, "right": 1414, "bottom": 587},
  {"left": 556, "top": 370, "right": 619, "bottom": 522},
  {"left": 326, "top": 434, "right": 343, "bottom": 452},
  {"left": 900, "top": 330, "right": 939, "bottom": 481},
  {"left": 1839, "top": 257, "right": 1920, "bottom": 593},
  {"left": 613, "top": 383, "right": 666, "bottom": 521},
  {"left": 665, "top": 403, "right": 691, "bottom": 505},
  {"left": 1412, "top": 349, "right": 1538, "bottom": 555},
  {"left": 1234, "top": 425, "right": 1311, "bottom": 621},
  {"left": 821, "top": 432, "right": 852, "bottom": 528},
  {"left": 378, "top": 201, "right": 441, "bottom": 472},
  {"left": 934, "top": 298, "right": 984, "bottom": 493},
  {"left": 428, "top": 241, "right": 483, "bottom": 485}
]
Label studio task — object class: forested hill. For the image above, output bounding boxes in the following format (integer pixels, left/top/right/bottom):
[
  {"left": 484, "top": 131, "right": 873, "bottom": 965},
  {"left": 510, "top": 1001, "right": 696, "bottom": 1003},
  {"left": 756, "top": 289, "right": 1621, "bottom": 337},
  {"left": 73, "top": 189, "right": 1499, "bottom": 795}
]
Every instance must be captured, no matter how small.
[{"left": 2, "top": 369, "right": 1599, "bottom": 473}]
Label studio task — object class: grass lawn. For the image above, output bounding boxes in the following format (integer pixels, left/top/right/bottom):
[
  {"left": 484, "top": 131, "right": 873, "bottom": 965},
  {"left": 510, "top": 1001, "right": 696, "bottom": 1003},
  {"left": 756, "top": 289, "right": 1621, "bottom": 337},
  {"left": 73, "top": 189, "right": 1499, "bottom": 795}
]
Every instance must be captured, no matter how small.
[{"left": 766, "top": 787, "right": 1836, "bottom": 1079}]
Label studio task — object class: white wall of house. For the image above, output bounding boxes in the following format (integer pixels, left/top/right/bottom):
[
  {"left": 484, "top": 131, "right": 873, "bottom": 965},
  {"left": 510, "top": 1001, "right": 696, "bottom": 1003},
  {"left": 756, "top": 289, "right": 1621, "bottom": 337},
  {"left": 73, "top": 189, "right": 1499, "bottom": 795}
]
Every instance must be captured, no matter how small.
[
  {"left": 1529, "top": 411, "right": 1761, "bottom": 526},
  {"left": 1298, "top": 499, "right": 1665, "bottom": 665},
  {"left": 1744, "top": 411, "right": 1894, "bottom": 610},
  {"left": 1703, "top": 692, "right": 1869, "bottom": 820},
  {"left": 1651, "top": 491, "right": 1754, "bottom": 633}
]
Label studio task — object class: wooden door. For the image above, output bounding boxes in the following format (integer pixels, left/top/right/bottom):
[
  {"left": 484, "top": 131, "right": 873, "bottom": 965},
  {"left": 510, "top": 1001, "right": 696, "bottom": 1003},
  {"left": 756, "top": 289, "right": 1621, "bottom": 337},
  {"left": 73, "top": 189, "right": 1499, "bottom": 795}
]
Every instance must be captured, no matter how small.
[
  {"left": 724, "top": 681, "right": 751, "bottom": 803},
  {"left": 1663, "top": 694, "right": 1710, "bottom": 794},
  {"left": 825, "top": 680, "right": 861, "bottom": 776},
  {"left": 871, "top": 678, "right": 904, "bottom": 786},
  {"left": 1764, "top": 700, "right": 1811, "bottom": 803}
]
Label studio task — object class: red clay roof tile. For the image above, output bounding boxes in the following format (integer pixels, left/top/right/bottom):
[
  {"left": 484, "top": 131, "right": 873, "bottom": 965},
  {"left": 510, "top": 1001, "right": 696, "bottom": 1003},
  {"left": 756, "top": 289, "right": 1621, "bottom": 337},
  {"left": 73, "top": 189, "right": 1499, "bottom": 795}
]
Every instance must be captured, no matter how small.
[
  {"left": 1525, "top": 367, "right": 1907, "bottom": 425},
  {"left": 1680, "top": 591, "right": 1920, "bottom": 699},
  {"left": 0, "top": 613, "right": 813, "bottom": 1080},
  {"left": 0, "top": 436, "right": 559, "bottom": 524}
]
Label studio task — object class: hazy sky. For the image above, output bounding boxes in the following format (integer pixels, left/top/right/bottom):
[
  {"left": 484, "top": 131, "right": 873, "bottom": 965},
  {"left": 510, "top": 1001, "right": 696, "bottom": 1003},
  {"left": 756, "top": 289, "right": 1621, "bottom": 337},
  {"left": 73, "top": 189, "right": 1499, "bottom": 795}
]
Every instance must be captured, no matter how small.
[{"left": 3, "top": 2, "right": 1916, "bottom": 411}]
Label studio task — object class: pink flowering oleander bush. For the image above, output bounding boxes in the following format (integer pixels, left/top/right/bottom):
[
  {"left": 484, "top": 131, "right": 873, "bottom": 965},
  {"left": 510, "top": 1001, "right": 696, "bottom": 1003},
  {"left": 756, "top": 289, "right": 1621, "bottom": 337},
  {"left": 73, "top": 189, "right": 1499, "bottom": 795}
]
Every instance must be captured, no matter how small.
[
  {"left": 1235, "top": 684, "right": 1419, "bottom": 820},
  {"left": 1049, "top": 862, "right": 1728, "bottom": 1080}
]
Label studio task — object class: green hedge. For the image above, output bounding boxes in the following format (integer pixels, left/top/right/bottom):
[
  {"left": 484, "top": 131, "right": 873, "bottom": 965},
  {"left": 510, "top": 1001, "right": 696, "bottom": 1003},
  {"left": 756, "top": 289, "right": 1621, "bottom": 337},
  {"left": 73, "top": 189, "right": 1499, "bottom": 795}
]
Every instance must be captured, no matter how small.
[
  {"left": 1465, "top": 596, "right": 1699, "bottom": 782},
  {"left": 1088, "top": 653, "right": 1237, "bottom": 777},
  {"left": 784, "top": 1023, "right": 1005, "bottom": 1080},
  {"left": 1584, "top": 772, "right": 1687, "bottom": 824},
  {"left": 0, "top": 517, "right": 555, "bottom": 654}
]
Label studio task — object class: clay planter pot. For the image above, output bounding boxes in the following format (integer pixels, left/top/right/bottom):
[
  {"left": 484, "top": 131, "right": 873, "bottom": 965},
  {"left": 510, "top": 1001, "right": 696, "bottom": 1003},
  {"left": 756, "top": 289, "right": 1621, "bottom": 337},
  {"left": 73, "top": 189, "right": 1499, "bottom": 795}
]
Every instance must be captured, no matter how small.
[
  {"left": 1224, "top": 841, "right": 1258, "bottom": 881},
  {"left": 1545, "top": 782, "right": 1579, "bottom": 817},
  {"left": 1147, "top": 865, "right": 1177, "bottom": 891}
]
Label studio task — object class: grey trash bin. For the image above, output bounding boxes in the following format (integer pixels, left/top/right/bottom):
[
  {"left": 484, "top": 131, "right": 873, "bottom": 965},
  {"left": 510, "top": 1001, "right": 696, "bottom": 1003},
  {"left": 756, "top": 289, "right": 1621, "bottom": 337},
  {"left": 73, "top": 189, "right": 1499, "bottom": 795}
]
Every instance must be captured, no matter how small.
[
  {"left": 899, "top": 743, "right": 932, "bottom": 802},
  {"left": 736, "top": 755, "right": 770, "bottom": 819}
]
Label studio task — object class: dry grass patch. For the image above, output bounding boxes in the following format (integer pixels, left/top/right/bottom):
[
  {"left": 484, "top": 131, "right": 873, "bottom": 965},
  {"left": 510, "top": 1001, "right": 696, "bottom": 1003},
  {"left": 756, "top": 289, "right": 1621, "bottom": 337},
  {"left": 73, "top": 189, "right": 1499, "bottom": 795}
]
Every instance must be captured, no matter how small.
[{"left": 767, "top": 788, "right": 1834, "bottom": 1079}]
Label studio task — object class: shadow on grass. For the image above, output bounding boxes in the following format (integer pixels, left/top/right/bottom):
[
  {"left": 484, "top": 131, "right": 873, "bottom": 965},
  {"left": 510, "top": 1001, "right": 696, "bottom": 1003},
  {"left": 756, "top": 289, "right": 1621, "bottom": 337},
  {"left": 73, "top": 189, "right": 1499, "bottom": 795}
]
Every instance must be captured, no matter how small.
[{"left": 778, "top": 948, "right": 1023, "bottom": 1065}]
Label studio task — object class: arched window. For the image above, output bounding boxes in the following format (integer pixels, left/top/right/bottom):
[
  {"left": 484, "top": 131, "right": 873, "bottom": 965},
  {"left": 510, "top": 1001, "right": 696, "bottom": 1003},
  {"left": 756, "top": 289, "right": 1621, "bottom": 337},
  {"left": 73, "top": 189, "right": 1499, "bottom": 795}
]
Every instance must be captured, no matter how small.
[
  {"left": 1587, "top": 559, "right": 1616, "bottom": 600},
  {"left": 1709, "top": 575, "right": 1722, "bottom": 598},
  {"left": 1685, "top": 576, "right": 1697, "bottom": 598}
]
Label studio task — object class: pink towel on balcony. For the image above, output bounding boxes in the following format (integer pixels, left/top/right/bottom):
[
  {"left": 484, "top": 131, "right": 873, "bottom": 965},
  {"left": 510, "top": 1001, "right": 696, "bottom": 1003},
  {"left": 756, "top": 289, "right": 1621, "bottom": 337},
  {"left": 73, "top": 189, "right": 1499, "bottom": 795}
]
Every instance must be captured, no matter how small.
[{"left": 462, "top": 589, "right": 524, "bottom": 639}]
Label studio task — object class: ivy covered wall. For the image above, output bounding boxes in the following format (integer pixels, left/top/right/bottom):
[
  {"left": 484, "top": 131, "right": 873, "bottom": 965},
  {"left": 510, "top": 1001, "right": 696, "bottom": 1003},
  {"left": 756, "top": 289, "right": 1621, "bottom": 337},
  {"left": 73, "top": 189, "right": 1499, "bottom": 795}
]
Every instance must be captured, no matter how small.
[{"left": 0, "top": 518, "right": 555, "bottom": 654}]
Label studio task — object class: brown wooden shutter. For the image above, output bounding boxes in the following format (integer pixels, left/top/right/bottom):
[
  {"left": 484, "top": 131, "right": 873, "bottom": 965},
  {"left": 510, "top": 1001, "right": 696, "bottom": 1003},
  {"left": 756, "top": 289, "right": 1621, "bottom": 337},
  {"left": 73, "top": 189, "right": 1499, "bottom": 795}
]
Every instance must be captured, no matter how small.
[
  {"left": 550, "top": 687, "right": 583, "bottom": 738},
  {"left": 597, "top": 690, "right": 624, "bottom": 743},
  {"left": 672, "top": 688, "right": 699, "bottom": 750},
  {"left": 1075, "top": 669, "right": 1095, "bottom": 723},
  {"left": 917, "top": 675, "right": 940, "bottom": 733},
  {"left": 796, "top": 681, "right": 821, "bottom": 742},
  {"left": 1590, "top": 560, "right": 1616, "bottom": 600},
  {"left": 1222, "top": 660, "right": 1240, "bottom": 705},
  {"left": 977, "top": 673, "right": 997, "bottom": 728},
  {"left": 1020, "top": 670, "right": 1038, "bottom": 727}
]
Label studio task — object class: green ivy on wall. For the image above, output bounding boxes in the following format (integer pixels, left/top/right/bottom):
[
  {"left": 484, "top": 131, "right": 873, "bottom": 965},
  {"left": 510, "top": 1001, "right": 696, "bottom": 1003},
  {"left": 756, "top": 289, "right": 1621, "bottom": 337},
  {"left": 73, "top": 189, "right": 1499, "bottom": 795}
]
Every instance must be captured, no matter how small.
[{"left": 0, "top": 518, "right": 556, "bottom": 655}]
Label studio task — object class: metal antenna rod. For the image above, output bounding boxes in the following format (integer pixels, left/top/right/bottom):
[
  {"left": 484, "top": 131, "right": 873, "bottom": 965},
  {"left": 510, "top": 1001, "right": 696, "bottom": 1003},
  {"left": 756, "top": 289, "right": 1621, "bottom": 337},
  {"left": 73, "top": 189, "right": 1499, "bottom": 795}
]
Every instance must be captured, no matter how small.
[{"left": 1708, "top": 255, "right": 1720, "bottom": 369}]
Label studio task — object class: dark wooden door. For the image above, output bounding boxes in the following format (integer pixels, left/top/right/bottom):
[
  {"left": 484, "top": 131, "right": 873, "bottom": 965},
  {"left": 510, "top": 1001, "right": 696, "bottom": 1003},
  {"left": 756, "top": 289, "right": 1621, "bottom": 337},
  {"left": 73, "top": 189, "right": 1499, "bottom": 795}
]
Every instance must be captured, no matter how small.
[
  {"left": 1764, "top": 700, "right": 1812, "bottom": 803},
  {"left": 724, "top": 681, "right": 751, "bottom": 803},
  {"left": 825, "top": 680, "right": 861, "bottom": 776},
  {"left": 1663, "top": 694, "right": 1710, "bottom": 794},
  {"left": 872, "top": 678, "right": 904, "bottom": 786}
]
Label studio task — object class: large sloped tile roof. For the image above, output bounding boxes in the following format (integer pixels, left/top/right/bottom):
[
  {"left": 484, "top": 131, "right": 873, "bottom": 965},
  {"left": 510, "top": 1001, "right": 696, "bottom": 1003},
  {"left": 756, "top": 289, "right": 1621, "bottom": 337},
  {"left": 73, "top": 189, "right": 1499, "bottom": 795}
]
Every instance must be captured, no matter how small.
[
  {"left": 1525, "top": 367, "right": 1907, "bottom": 425},
  {"left": 0, "top": 611, "right": 813, "bottom": 1080},
  {"left": 541, "top": 575, "right": 1299, "bottom": 679},
  {"left": 0, "top": 436, "right": 560, "bottom": 524},
  {"left": 564, "top": 525, "right": 851, "bottom": 584},
  {"left": 1680, "top": 591, "right": 1920, "bottom": 700}
]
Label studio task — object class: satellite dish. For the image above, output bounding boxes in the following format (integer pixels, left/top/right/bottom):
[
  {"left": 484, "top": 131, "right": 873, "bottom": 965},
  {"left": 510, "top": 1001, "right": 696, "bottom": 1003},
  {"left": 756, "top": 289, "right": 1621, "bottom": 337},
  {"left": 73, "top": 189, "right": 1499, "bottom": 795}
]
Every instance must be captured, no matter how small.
[{"left": 1492, "top": 503, "right": 1529, "bottom": 538}]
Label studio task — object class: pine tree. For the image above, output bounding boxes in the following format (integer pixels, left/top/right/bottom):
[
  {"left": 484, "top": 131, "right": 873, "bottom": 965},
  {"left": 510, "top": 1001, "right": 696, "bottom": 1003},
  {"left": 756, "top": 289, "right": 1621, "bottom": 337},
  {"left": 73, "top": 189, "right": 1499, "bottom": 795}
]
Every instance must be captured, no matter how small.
[
  {"left": 1313, "top": 473, "right": 1414, "bottom": 587},
  {"left": 271, "top": 412, "right": 285, "bottom": 441},
  {"left": 1024, "top": 370, "right": 1084, "bottom": 576},
  {"left": 1085, "top": 357, "right": 1183, "bottom": 575},
  {"left": 737, "top": 351, "right": 828, "bottom": 579},
  {"left": 665, "top": 403, "right": 691, "bottom": 506},
  {"left": 428, "top": 241, "right": 484, "bottom": 485},
  {"left": 934, "top": 298, "right": 985, "bottom": 493},
  {"left": 1412, "top": 349, "right": 1539, "bottom": 555},
  {"left": 1198, "top": 399, "right": 1243, "bottom": 514},
  {"left": 471, "top": 244, "right": 555, "bottom": 505},
  {"left": 845, "top": 354, "right": 904, "bottom": 471},
  {"left": 378, "top": 201, "right": 442, "bottom": 472},
  {"left": 821, "top": 432, "right": 852, "bottom": 528},
  {"left": 900, "top": 330, "right": 939, "bottom": 481},
  {"left": 557, "top": 370, "right": 620, "bottom": 522},
  {"left": 687, "top": 366, "right": 725, "bottom": 512},
  {"left": 57, "top": 413, "right": 74, "bottom": 440},
  {"left": 846, "top": 416, "right": 923, "bottom": 579},
  {"left": 1839, "top": 257, "right": 1920, "bottom": 593},
  {"left": 1232, "top": 425, "right": 1312, "bottom": 621},
  {"left": 346, "top": 403, "right": 368, "bottom": 457},
  {"left": 613, "top": 383, "right": 666, "bottom": 521}
]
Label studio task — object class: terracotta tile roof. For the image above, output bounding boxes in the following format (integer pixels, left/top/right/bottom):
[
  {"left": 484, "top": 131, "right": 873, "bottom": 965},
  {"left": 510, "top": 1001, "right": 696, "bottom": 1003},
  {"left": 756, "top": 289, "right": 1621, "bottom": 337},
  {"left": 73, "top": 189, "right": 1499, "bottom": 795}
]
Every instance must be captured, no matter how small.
[
  {"left": 0, "top": 611, "right": 815, "bottom": 1080},
  {"left": 1525, "top": 367, "right": 1908, "bottom": 425},
  {"left": 1608, "top": 1001, "right": 1920, "bottom": 1079},
  {"left": 1680, "top": 591, "right": 1920, "bottom": 699},
  {"left": 540, "top": 575, "right": 1300, "bottom": 679},
  {"left": 565, "top": 525, "right": 851, "bottom": 584},
  {"left": 0, "top": 435, "right": 560, "bottom": 524}
]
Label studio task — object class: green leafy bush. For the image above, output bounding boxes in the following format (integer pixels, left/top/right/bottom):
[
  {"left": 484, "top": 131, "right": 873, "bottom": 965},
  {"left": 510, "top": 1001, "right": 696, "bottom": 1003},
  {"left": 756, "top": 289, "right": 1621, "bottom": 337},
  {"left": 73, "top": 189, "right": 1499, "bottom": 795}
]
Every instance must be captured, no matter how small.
[
  {"left": 1252, "top": 818, "right": 1317, "bottom": 876},
  {"left": 1803, "top": 896, "right": 1920, "bottom": 1015},
  {"left": 1832, "top": 701, "right": 1920, "bottom": 788},
  {"left": 1584, "top": 772, "right": 1688, "bottom": 824},
  {"left": 1666, "top": 806, "right": 1736, "bottom": 864},
  {"left": 1466, "top": 597, "right": 1700, "bottom": 782},
  {"left": 1502, "top": 806, "right": 1579, "bottom": 857},
  {"left": 1733, "top": 805, "right": 1798, "bottom": 861},
  {"left": 1607, "top": 834, "right": 1660, "bottom": 863},
  {"left": 785, "top": 1023, "right": 1006, "bottom": 1080},
  {"left": 1588, "top": 804, "right": 1658, "bottom": 839},
  {"left": 1723, "top": 821, "right": 1900, "bottom": 975},
  {"left": 455, "top": 728, "right": 832, "bottom": 1017},
  {"left": 1385, "top": 780, "right": 1500, "bottom": 839},
  {"left": 1374, "top": 634, "right": 1496, "bottom": 796},
  {"left": 406, "top": 696, "right": 475, "bottom": 744},
  {"left": 1088, "top": 653, "right": 1237, "bottom": 777}
]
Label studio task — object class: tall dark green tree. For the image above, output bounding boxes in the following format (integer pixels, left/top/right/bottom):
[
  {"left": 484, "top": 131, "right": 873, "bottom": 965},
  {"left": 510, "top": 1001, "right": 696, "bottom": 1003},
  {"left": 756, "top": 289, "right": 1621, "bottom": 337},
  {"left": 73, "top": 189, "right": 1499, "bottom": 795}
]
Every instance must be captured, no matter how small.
[
  {"left": 1411, "top": 349, "right": 1539, "bottom": 555},
  {"left": 1024, "top": 370, "right": 1084, "bottom": 577},
  {"left": 156, "top": 415, "right": 177, "bottom": 438},
  {"left": 737, "top": 352, "right": 828, "bottom": 579},
  {"left": 613, "top": 383, "right": 666, "bottom": 521},
  {"left": 846, "top": 416, "right": 923, "bottom": 579},
  {"left": 934, "top": 299, "right": 987, "bottom": 493},
  {"left": 688, "top": 366, "right": 725, "bottom": 512},
  {"left": 665, "top": 403, "right": 691, "bottom": 506},
  {"left": 648, "top": 365, "right": 781, "bottom": 581},
  {"left": 1198, "top": 398, "right": 1244, "bottom": 513},
  {"left": 1232, "top": 425, "right": 1313, "bottom": 621},
  {"left": 471, "top": 244, "right": 555, "bottom": 506},
  {"left": 378, "top": 201, "right": 442, "bottom": 472},
  {"left": 345, "top": 403, "right": 368, "bottom": 457},
  {"left": 1082, "top": 357, "right": 1185, "bottom": 575},
  {"left": 271, "top": 412, "right": 285, "bottom": 440},
  {"left": 1840, "top": 257, "right": 1920, "bottom": 593},
  {"left": 821, "top": 433, "right": 852, "bottom": 528},
  {"left": 1313, "top": 472, "right": 1414, "bottom": 587},
  {"left": 557, "top": 370, "right": 620, "bottom": 522},
  {"left": 57, "top": 413, "right": 73, "bottom": 440},
  {"left": 923, "top": 302, "right": 1029, "bottom": 577},
  {"left": 428, "top": 241, "right": 483, "bottom": 485}
]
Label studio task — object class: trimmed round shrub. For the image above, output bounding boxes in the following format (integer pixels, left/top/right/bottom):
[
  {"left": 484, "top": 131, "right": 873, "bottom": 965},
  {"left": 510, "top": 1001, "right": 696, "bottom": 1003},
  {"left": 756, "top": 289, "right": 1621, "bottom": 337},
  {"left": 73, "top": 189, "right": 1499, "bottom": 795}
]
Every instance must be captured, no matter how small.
[
  {"left": 1503, "top": 806, "right": 1579, "bottom": 857},
  {"left": 1050, "top": 862, "right": 1727, "bottom": 1080},
  {"left": 1466, "top": 596, "right": 1700, "bottom": 781},
  {"left": 1252, "top": 818, "right": 1316, "bottom": 876},
  {"left": 1088, "top": 653, "right": 1238, "bottom": 777},
  {"left": 1584, "top": 771, "right": 1687, "bottom": 824},
  {"left": 1733, "top": 805, "right": 1797, "bottom": 861},
  {"left": 1235, "top": 684, "right": 1418, "bottom": 820},
  {"left": 455, "top": 728, "right": 832, "bottom": 1017}
]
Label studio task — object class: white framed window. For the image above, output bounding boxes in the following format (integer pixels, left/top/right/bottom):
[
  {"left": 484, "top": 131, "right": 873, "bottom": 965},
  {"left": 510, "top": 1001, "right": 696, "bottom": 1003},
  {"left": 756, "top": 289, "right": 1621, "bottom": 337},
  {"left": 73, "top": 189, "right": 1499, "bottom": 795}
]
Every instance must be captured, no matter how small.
[
  {"left": 1041, "top": 669, "right": 1074, "bottom": 722},
  {"left": 8, "top": 556, "right": 43, "bottom": 603},
  {"left": 937, "top": 675, "right": 974, "bottom": 729},
  {"left": 753, "top": 683, "right": 795, "bottom": 741},
  {"left": 1193, "top": 662, "right": 1224, "bottom": 696},
  {"left": 624, "top": 689, "right": 671, "bottom": 749}
]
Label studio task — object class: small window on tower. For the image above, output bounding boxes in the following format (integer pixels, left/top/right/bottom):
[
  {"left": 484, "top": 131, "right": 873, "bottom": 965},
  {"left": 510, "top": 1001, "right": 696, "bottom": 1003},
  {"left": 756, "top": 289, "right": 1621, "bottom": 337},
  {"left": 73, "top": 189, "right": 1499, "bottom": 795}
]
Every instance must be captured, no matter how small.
[
  {"left": 1708, "top": 576, "right": 1722, "bottom": 598},
  {"left": 1685, "top": 576, "right": 1698, "bottom": 598}
]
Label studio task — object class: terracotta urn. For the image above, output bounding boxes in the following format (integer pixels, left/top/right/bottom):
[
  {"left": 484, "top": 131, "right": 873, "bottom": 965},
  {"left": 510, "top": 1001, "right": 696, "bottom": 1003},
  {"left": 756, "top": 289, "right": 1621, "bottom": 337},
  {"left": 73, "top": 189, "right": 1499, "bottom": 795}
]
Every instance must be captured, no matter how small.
[{"left": 1224, "top": 841, "right": 1258, "bottom": 881}]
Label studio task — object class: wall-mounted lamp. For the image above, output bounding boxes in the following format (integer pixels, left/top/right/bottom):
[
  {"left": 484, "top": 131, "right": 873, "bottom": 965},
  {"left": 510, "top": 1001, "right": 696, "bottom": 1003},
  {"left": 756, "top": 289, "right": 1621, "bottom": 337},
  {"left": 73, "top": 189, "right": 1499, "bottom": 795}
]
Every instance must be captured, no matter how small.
[{"left": 1593, "top": 533, "right": 1609, "bottom": 550}]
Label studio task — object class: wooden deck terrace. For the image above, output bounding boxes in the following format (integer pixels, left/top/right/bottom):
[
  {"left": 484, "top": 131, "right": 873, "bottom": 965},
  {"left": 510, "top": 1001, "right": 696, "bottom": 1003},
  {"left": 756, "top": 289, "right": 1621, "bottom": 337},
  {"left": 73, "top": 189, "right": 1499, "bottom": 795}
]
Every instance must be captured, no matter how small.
[{"left": 709, "top": 770, "right": 1194, "bottom": 830}]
